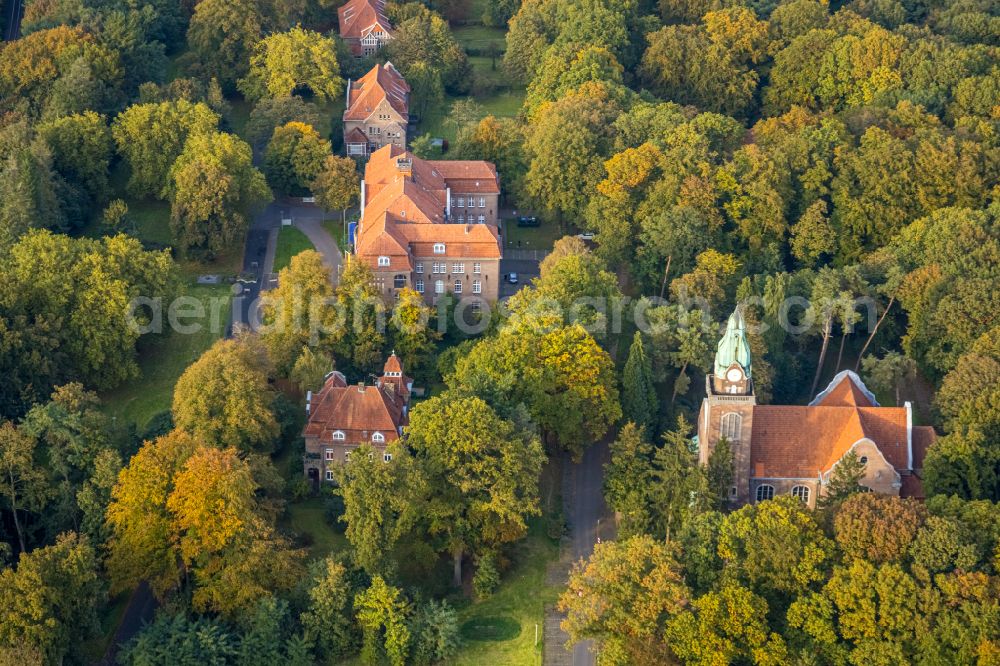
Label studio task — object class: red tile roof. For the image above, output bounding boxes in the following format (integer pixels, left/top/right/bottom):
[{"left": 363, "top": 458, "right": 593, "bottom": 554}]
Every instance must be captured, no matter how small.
[
  {"left": 344, "top": 62, "right": 409, "bottom": 121},
  {"left": 303, "top": 361, "right": 412, "bottom": 446},
  {"left": 749, "top": 372, "right": 935, "bottom": 480},
  {"left": 356, "top": 146, "right": 502, "bottom": 267},
  {"left": 338, "top": 0, "right": 392, "bottom": 41}
]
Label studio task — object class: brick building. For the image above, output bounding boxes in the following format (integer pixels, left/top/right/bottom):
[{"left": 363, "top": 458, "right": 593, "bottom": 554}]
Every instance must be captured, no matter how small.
[
  {"left": 354, "top": 145, "right": 502, "bottom": 307},
  {"left": 343, "top": 62, "right": 410, "bottom": 158},
  {"left": 302, "top": 354, "right": 412, "bottom": 485},
  {"left": 337, "top": 0, "right": 392, "bottom": 57},
  {"left": 697, "top": 308, "right": 937, "bottom": 507}
]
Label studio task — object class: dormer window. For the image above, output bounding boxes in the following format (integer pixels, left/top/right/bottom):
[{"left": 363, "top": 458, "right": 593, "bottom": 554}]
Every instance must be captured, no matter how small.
[
  {"left": 332, "top": 431, "right": 345, "bottom": 441},
  {"left": 378, "top": 256, "right": 390, "bottom": 267},
  {"left": 372, "top": 432, "right": 385, "bottom": 443},
  {"left": 433, "top": 243, "right": 445, "bottom": 254}
]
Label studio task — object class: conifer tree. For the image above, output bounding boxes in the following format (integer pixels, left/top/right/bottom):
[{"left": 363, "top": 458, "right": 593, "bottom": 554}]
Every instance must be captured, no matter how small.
[{"left": 621, "top": 331, "right": 658, "bottom": 435}]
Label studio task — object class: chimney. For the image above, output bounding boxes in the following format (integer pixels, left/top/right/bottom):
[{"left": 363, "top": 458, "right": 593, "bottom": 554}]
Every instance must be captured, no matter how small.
[
  {"left": 357, "top": 382, "right": 365, "bottom": 393},
  {"left": 305, "top": 390, "right": 313, "bottom": 415},
  {"left": 397, "top": 158, "right": 412, "bottom": 177},
  {"left": 465, "top": 224, "right": 471, "bottom": 234}
]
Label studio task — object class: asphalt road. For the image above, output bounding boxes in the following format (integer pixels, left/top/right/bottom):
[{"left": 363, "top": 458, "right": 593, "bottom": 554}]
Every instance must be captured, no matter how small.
[
  {"left": 499, "top": 257, "right": 540, "bottom": 298},
  {"left": 566, "top": 437, "right": 614, "bottom": 666},
  {"left": 4, "top": 0, "right": 22, "bottom": 40}
]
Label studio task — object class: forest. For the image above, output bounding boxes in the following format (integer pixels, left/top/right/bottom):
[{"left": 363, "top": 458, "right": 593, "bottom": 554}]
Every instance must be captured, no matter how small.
[{"left": 0, "top": 0, "right": 998, "bottom": 663}]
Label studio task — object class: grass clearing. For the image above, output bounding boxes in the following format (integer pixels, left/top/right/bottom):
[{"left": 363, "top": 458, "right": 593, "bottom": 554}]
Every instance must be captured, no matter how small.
[
  {"left": 284, "top": 496, "right": 350, "bottom": 560},
  {"left": 417, "top": 89, "right": 525, "bottom": 142},
  {"left": 454, "top": 24, "right": 506, "bottom": 51},
  {"left": 449, "top": 521, "right": 561, "bottom": 665},
  {"left": 274, "top": 225, "right": 315, "bottom": 271},
  {"left": 100, "top": 281, "right": 232, "bottom": 431}
]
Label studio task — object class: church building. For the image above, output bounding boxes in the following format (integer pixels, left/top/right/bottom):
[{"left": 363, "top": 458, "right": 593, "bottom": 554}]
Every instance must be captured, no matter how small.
[{"left": 697, "top": 308, "right": 937, "bottom": 508}]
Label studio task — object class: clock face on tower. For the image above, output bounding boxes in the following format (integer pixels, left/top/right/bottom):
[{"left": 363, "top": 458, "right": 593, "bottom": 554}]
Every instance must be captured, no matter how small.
[{"left": 726, "top": 367, "right": 743, "bottom": 383}]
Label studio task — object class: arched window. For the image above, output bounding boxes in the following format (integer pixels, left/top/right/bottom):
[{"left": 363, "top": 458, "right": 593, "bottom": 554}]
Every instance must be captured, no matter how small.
[
  {"left": 433, "top": 243, "right": 445, "bottom": 254},
  {"left": 434, "top": 280, "right": 444, "bottom": 294},
  {"left": 332, "top": 431, "right": 345, "bottom": 441},
  {"left": 372, "top": 432, "right": 385, "bottom": 443},
  {"left": 791, "top": 485, "right": 810, "bottom": 503},
  {"left": 393, "top": 274, "right": 405, "bottom": 288},
  {"left": 755, "top": 484, "right": 774, "bottom": 502},
  {"left": 720, "top": 413, "right": 742, "bottom": 442},
  {"left": 378, "top": 256, "right": 390, "bottom": 267}
]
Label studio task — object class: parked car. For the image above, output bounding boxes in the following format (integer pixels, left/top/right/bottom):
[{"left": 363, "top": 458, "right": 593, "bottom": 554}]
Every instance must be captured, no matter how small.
[
  {"left": 506, "top": 272, "right": 519, "bottom": 284},
  {"left": 517, "top": 216, "right": 539, "bottom": 227},
  {"left": 577, "top": 232, "right": 596, "bottom": 241}
]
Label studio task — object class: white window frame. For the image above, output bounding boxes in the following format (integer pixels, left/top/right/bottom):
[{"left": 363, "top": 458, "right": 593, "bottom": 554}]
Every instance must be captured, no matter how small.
[
  {"left": 325, "top": 470, "right": 334, "bottom": 481},
  {"left": 415, "top": 279, "right": 424, "bottom": 293},
  {"left": 433, "top": 243, "right": 445, "bottom": 254},
  {"left": 378, "top": 256, "right": 390, "bottom": 267},
  {"left": 477, "top": 215, "right": 485, "bottom": 224},
  {"left": 720, "top": 413, "right": 742, "bottom": 442},
  {"left": 415, "top": 261, "right": 423, "bottom": 273},
  {"left": 455, "top": 197, "right": 465, "bottom": 208},
  {"left": 791, "top": 485, "right": 810, "bottom": 503},
  {"left": 383, "top": 453, "right": 393, "bottom": 462},
  {"left": 473, "top": 262, "right": 481, "bottom": 274},
  {"left": 457, "top": 215, "right": 465, "bottom": 224},
  {"left": 332, "top": 431, "right": 345, "bottom": 441},
  {"left": 478, "top": 196, "right": 485, "bottom": 207},
  {"left": 372, "top": 432, "right": 385, "bottom": 443},
  {"left": 452, "top": 263, "right": 464, "bottom": 274},
  {"left": 434, "top": 280, "right": 444, "bottom": 294},
  {"left": 756, "top": 484, "right": 774, "bottom": 502},
  {"left": 454, "top": 280, "right": 463, "bottom": 294},
  {"left": 472, "top": 280, "right": 481, "bottom": 294},
  {"left": 325, "top": 449, "right": 334, "bottom": 461}
]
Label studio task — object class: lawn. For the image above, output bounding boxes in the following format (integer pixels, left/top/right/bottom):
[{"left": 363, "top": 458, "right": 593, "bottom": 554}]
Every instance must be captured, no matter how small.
[
  {"left": 504, "top": 219, "right": 565, "bottom": 251},
  {"left": 284, "top": 495, "right": 350, "bottom": 560},
  {"left": 322, "top": 218, "right": 350, "bottom": 252},
  {"left": 449, "top": 521, "right": 562, "bottom": 666},
  {"left": 453, "top": 24, "right": 506, "bottom": 51},
  {"left": 100, "top": 281, "right": 233, "bottom": 431},
  {"left": 274, "top": 225, "right": 315, "bottom": 271},
  {"left": 418, "top": 89, "right": 525, "bottom": 142}
]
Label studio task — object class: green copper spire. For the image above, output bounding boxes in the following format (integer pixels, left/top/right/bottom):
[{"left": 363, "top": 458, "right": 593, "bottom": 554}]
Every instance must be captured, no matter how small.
[{"left": 714, "top": 307, "right": 752, "bottom": 379}]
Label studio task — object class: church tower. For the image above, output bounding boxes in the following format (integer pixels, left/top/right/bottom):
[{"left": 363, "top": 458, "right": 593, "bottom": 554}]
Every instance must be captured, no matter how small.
[{"left": 697, "top": 307, "right": 756, "bottom": 506}]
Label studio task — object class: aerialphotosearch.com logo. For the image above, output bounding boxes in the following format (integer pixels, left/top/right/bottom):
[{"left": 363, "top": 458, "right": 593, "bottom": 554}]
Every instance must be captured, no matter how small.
[{"left": 125, "top": 283, "right": 880, "bottom": 342}]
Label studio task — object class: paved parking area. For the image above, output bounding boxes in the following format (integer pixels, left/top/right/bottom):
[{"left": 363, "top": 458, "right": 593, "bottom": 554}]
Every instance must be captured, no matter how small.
[{"left": 499, "top": 258, "right": 540, "bottom": 298}]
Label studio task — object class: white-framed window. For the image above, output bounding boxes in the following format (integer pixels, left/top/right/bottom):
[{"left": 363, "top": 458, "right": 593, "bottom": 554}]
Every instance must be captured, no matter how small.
[
  {"left": 473, "top": 262, "right": 481, "bottom": 274},
  {"left": 432, "top": 262, "right": 445, "bottom": 274},
  {"left": 378, "top": 256, "right": 390, "bottom": 267},
  {"left": 456, "top": 197, "right": 465, "bottom": 208},
  {"left": 344, "top": 450, "right": 352, "bottom": 461},
  {"left": 471, "top": 301, "right": 481, "bottom": 313},
  {"left": 415, "top": 261, "right": 423, "bottom": 273},
  {"left": 452, "top": 263, "right": 464, "bottom": 273},
  {"left": 472, "top": 280, "right": 481, "bottom": 294},
  {"left": 477, "top": 215, "right": 485, "bottom": 224},
  {"left": 393, "top": 274, "right": 405, "bottom": 288},
  {"left": 720, "top": 413, "right": 742, "bottom": 442},
  {"left": 433, "top": 243, "right": 445, "bottom": 254},
  {"left": 325, "top": 449, "right": 334, "bottom": 461},
  {"left": 372, "top": 432, "right": 385, "bottom": 443},
  {"left": 454, "top": 281, "right": 463, "bottom": 294},
  {"left": 756, "top": 484, "right": 774, "bottom": 502},
  {"left": 791, "top": 485, "right": 810, "bottom": 503},
  {"left": 457, "top": 215, "right": 465, "bottom": 224},
  {"left": 383, "top": 453, "right": 393, "bottom": 462},
  {"left": 478, "top": 196, "right": 485, "bottom": 207},
  {"left": 332, "top": 431, "right": 345, "bottom": 441},
  {"left": 434, "top": 280, "right": 444, "bottom": 294},
  {"left": 325, "top": 470, "right": 334, "bottom": 481},
  {"left": 415, "top": 279, "right": 424, "bottom": 293}
]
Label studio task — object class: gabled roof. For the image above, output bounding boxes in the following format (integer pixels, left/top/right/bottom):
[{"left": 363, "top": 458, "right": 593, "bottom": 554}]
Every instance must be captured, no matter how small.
[
  {"left": 338, "top": 0, "right": 392, "bottom": 41},
  {"left": 810, "top": 370, "right": 878, "bottom": 407},
  {"left": 304, "top": 364, "right": 409, "bottom": 445},
  {"left": 749, "top": 372, "right": 934, "bottom": 481},
  {"left": 356, "top": 146, "right": 503, "bottom": 265},
  {"left": 344, "top": 62, "right": 410, "bottom": 121}
]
